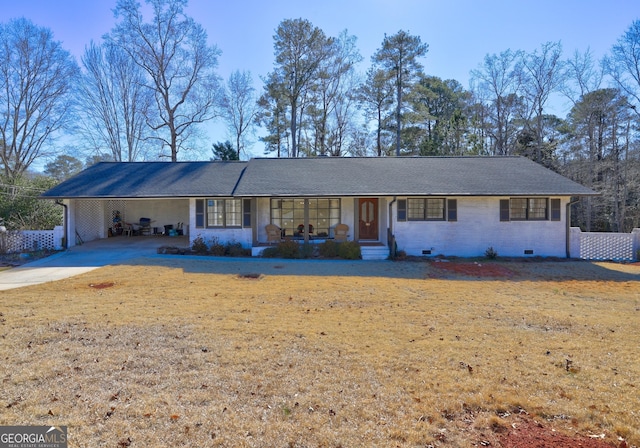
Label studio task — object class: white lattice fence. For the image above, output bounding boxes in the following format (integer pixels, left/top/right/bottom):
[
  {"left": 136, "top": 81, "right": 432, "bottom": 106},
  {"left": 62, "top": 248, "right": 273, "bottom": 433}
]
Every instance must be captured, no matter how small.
[
  {"left": 0, "top": 227, "right": 64, "bottom": 253},
  {"left": 570, "top": 228, "right": 640, "bottom": 261},
  {"left": 75, "top": 200, "right": 104, "bottom": 243}
]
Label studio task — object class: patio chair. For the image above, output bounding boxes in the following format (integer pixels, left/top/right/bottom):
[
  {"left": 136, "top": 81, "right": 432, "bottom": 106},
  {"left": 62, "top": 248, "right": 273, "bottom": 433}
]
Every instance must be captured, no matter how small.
[
  {"left": 123, "top": 224, "right": 134, "bottom": 237},
  {"left": 334, "top": 223, "right": 349, "bottom": 242},
  {"left": 265, "top": 224, "right": 281, "bottom": 244}
]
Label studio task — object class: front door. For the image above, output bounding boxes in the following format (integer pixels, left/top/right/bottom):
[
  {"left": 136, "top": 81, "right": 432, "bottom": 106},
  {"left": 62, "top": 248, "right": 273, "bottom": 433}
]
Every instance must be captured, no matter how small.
[{"left": 358, "top": 198, "right": 378, "bottom": 240}]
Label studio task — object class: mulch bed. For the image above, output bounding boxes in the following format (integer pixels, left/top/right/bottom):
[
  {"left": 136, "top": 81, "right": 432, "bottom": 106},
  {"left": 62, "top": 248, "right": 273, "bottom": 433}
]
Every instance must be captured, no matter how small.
[
  {"left": 498, "top": 416, "right": 620, "bottom": 448},
  {"left": 429, "top": 260, "right": 518, "bottom": 278}
]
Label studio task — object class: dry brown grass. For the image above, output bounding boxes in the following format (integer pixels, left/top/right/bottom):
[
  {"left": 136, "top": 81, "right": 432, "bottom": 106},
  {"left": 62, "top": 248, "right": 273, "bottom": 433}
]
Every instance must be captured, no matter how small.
[{"left": 0, "top": 258, "right": 638, "bottom": 447}]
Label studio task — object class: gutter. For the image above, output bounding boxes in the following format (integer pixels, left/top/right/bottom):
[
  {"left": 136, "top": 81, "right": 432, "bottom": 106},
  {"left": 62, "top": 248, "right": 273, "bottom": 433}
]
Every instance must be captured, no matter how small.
[
  {"left": 566, "top": 197, "right": 580, "bottom": 258},
  {"left": 388, "top": 196, "right": 397, "bottom": 257},
  {"left": 55, "top": 199, "right": 68, "bottom": 250}
]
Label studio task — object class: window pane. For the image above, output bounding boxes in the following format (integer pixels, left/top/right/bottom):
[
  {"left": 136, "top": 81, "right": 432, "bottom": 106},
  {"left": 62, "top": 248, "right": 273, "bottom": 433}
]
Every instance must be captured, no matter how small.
[
  {"left": 528, "top": 198, "right": 548, "bottom": 220},
  {"left": 426, "top": 199, "right": 444, "bottom": 220},
  {"left": 510, "top": 198, "right": 527, "bottom": 220},
  {"left": 225, "top": 199, "right": 242, "bottom": 227},
  {"left": 207, "top": 199, "right": 224, "bottom": 226},
  {"left": 407, "top": 199, "right": 425, "bottom": 220}
]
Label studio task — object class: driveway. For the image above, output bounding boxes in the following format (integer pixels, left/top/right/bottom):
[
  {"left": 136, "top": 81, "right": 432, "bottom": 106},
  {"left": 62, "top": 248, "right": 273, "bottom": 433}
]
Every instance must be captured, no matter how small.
[{"left": 0, "top": 236, "right": 189, "bottom": 290}]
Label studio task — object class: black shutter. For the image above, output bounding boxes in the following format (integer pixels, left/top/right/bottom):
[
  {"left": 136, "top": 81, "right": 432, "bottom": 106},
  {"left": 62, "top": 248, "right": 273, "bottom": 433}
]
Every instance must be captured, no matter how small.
[
  {"left": 397, "top": 199, "right": 407, "bottom": 221},
  {"left": 550, "top": 198, "right": 561, "bottom": 221},
  {"left": 195, "top": 199, "right": 205, "bottom": 228},
  {"left": 243, "top": 198, "right": 252, "bottom": 227},
  {"left": 447, "top": 199, "right": 457, "bottom": 221},
  {"left": 500, "top": 199, "right": 510, "bottom": 221}
]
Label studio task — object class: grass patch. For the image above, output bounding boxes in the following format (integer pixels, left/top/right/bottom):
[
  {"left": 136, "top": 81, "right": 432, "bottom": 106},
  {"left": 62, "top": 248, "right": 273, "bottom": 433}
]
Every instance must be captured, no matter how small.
[{"left": 0, "top": 259, "right": 638, "bottom": 446}]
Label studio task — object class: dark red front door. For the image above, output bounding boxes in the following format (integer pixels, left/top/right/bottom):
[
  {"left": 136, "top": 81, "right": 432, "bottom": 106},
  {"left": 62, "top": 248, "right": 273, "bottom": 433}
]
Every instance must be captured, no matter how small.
[{"left": 359, "top": 198, "right": 378, "bottom": 240}]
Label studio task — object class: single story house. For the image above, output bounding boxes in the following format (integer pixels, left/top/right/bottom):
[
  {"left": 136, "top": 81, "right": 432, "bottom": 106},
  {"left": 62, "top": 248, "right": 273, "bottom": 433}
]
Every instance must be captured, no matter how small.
[{"left": 41, "top": 156, "right": 596, "bottom": 259}]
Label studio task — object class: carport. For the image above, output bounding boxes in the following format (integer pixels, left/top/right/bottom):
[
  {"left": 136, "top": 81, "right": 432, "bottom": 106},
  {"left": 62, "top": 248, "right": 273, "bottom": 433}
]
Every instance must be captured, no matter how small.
[{"left": 70, "top": 197, "right": 189, "bottom": 245}]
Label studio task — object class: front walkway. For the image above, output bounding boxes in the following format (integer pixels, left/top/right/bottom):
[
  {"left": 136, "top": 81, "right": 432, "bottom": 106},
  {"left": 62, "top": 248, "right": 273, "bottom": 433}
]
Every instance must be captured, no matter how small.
[{"left": 0, "top": 235, "right": 189, "bottom": 290}]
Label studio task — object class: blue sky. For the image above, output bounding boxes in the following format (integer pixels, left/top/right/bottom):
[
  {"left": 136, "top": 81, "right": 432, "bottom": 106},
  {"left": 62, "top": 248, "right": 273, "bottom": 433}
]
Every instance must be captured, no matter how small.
[{"left": 1, "top": 0, "right": 638, "bottom": 157}]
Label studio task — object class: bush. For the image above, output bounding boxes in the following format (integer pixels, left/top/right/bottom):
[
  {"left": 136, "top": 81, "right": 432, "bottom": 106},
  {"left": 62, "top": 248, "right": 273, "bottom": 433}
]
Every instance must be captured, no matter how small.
[
  {"left": 208, "top": 237, "right": 226, "bottom": 256},
  {"left": 337, "top": 241, "right": 361, "bottom": 260},
  {"left": 318, "top": 240, "right": 339, "bottom": 258},
  {"left": 225, "top": 241, "right": 249, "bottom": 257},
  {"left": 485, "top": 246, "right": 498, "bottom": 259},
  {"left": 191, "top": 235, "right": 208, "bottom": 254},
  {"left": 260, "top": 246, "right": 280, "bottom": 258},
  {"left": 277, "top": 240, "right": 301, "bottom": 258}
]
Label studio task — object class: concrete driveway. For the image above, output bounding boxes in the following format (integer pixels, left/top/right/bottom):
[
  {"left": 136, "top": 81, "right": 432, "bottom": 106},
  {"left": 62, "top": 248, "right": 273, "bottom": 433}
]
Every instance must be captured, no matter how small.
[{"left": 0, "top": 236, "right": 189, "bottom": 291}]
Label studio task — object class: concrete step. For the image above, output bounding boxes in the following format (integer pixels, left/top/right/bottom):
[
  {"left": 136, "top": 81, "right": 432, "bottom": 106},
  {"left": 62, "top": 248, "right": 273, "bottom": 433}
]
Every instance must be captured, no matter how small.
[{"left": 360, "top": 245, "right": 389, "bottom": 260}]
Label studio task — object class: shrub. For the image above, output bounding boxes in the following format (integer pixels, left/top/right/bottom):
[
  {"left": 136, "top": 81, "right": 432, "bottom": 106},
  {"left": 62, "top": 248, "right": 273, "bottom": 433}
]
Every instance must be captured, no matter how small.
[
  {"left": 337, "top": 241, "right": 361, "bottom": 260},
  {"left": 225, "top": 241, "right": 249, "bottom": 257},
  {"left": 299, "top": 243, "right": 314, "bottom": 259},
  {"left": 191, "top": 235, "right": 208, "bottom": 254},
  {"left": 318, "top": 240, "right": 339, "bottom": 258},
  {"left": 485, "top": 246, "right": 498, "bottom": 259},
  {"left": 207, "top": 236, "right": 226, "bottom": 256},
  {"left": 278, "top": 239, "right": 302, "bottom": 259},
  {"left": 260, "top": 246, "right": 280, "bottom": 258}
]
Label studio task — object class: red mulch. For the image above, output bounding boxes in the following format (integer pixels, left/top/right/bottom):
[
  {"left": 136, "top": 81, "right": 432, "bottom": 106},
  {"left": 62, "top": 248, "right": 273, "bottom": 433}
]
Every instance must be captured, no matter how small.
[
  {"left": 498, "top": 416, "right": 621, "bottom": 448},
  {"left": 430, "top": 260, "right": 517, "bottom": 278},
  {"left": 89, "top": 282, "right": 115, "bottom": 289}
]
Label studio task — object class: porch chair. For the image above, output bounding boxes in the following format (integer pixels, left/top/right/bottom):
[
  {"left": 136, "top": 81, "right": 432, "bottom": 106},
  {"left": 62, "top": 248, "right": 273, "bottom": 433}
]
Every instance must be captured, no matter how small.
[
  {"left": 123, "top": 223, "right": 134, "bottom": 237},
  {"left": 265, "top": 224, "right": 282, "bottom": 244},
  {"left": 334, "top": 223, "right": 349, "bottom": 242}
]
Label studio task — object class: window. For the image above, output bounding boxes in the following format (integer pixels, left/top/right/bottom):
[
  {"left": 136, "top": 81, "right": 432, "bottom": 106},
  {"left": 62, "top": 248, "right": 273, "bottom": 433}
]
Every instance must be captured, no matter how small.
[
  {"left": 195, "top": 198, "right": 244, "bottom": 228},
  {"left": 270, "top": 198, "right": 340, "bottom": 238},
  {"left": 502, "top": 198, "right": 552, "bottom": 221},
  {"left": 406, "top": 198, "right": 446, "bottom": 221}
]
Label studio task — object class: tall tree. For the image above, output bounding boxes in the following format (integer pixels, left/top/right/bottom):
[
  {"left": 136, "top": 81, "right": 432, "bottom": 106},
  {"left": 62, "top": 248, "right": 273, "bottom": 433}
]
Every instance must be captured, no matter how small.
[
  {"left": 307, "top": 30, "right": 362, "bottom": 156},
  {"left": 562, "top": 48, "right": 603, "bottom": 106},
  {"left": 373, "top": 30, "right": 428, "bottom": 156},
  {"left": 256, "top": 71, "right": 289, "bottom": 157},
  {"left": 43, "top": 154, "right": 83, "bottom": 182},
  {"left": 211, "top": 140, "right": 239, "bottom": 161},
  {"left": 565, "top": 88, "right": 633, "bottom": 231},
  {"left": 268, "top": 18, "right": 333, "bottom": 157},
  {"left": 0, "top": 18, "right": 79, "bottom": 178},
  {"left": 109, "top": 0, "right": 222, "bottom": 161},
  {"left": 521, "top": 41, "right": 565, "bottom": 165},
  {"left": 605, "top": 20, "right": 640, "bottom": 117},
  {"left": 220, "top": 70, "right": 259, "bottom": 159},
  {"left": 357, "top": 67, "right": 394, "bottom": 156},
  {"left": 78, "top": 41, "right": 153, "bottom": 162},
  {"left": 470, "top": 49, "right": 524, "bottom": 155}
]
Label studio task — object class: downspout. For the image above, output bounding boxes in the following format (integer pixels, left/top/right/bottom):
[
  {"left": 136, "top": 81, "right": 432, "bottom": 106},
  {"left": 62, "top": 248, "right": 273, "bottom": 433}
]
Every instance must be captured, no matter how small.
[
  {"left": 388, "top": 196, "right": 397, "bottom": 257},
  {"left": 566, "top": 197, "right": 580, "bottom": 258},
  {"left": 55, "top": 199, "right": 68, "bottom": 250}
]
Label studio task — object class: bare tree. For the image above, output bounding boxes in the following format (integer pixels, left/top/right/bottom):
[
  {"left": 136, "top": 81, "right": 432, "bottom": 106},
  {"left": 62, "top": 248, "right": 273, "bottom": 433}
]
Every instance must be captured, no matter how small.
[
  {"left": 78, "top": 41, "right": 153, "bottom": 161},
  {"left": 604, "top": 20, "right": 640, "bottom": 117},
  {"left": 562, "top": 48, "right": 603, "bottom": 105},
  {"left": 220, "top": 70, "right": 259, "bottom": 159},
  {"left": 470, "top": 49, "right": 524, "bottom": 155},
  {"left": 521, "top": 41, "right": 565, "bottom": 165},
  {"left": 0, "top": 18, "right": 79, "bottom": 178},
  {"left": 373, "top": 30, "right": 428, "bottom": 156},
  {"left": 109, "top": 0, "right": 222, "bottom": 161}
]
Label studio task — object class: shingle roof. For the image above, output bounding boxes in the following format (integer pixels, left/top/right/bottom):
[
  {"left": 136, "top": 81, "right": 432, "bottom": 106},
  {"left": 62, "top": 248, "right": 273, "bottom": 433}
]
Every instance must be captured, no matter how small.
[
  {"left": 234, "top": 157, "right": 596, "bottom": 197},
  {"left": 41, "top": 157, "right": 596, "bottom": 199},
  {"left": 40, "top": 161, "right": 247, "bottom": 198}
]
